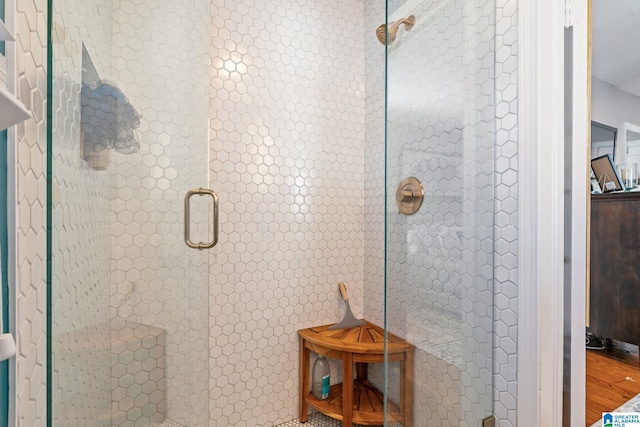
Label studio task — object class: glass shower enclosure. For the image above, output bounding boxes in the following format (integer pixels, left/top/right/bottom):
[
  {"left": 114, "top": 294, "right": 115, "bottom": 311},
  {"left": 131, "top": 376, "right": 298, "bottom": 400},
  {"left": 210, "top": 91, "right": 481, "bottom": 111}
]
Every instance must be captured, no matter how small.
[
  {"left": 383, "top": 0, "right": 495, "bottom": 424},
  {"left": 49, "top": 0, "right": 211, "bottom": 425},
  {"left": 47, "top": 0, "right": 496, "bottom": 425}
]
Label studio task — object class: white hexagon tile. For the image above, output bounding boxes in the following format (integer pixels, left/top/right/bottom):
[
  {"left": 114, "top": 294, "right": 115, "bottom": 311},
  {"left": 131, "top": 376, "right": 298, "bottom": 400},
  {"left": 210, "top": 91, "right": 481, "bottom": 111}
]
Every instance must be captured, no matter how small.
[
  {"left": 13, "top": 0, "right": 520, "bottom": 426},
  {"left": 14, "top": 0, "right": 49, "bottom": 426},
  {"left": 208, "top": 0, "right": 365, "bottom": 424},
  {"left": 493, "top": 0, "right": 519, "bottom": 425}
]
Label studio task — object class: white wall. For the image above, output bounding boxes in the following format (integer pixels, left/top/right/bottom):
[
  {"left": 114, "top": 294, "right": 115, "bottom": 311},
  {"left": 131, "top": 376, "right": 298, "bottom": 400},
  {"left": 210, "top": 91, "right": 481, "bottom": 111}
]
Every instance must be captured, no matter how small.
[{"left": 592, "top": 76, "right": 640, "bottom": 162}]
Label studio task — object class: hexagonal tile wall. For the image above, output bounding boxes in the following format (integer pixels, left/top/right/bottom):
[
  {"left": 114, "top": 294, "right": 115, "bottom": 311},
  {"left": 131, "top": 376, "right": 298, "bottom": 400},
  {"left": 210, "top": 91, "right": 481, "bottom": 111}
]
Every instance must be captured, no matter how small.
[
  {"left": 208, "top": 0, "right": 365, "bottom": 425},
  {"left": 49, "top": 0, "right": 115, "bottom": 424},
  {"left": 493, "top": 0, "right": 519, "bottom": 424}
]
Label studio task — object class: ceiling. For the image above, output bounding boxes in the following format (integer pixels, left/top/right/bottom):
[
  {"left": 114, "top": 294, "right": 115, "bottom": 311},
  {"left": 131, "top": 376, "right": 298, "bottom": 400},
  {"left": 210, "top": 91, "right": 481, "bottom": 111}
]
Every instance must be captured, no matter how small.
[{"left": 592, "top": 0, "right": 640, "bottom": 97}]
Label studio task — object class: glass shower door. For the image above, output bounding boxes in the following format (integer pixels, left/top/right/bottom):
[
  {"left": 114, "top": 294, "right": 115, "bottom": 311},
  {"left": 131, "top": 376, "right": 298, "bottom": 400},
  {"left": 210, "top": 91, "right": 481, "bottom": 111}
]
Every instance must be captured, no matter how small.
[
  {"left": 49, "top": 0, "right": 212, "bottom": 425},
  {"left": 384, "top": 0, "right": 495, "bottom": 424}
]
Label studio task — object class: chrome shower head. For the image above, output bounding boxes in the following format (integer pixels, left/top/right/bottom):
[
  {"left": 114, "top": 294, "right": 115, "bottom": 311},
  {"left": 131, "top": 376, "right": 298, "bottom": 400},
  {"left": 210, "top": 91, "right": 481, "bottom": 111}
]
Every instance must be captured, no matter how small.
[{"left": 376, "top": 15, "right": 415, "bottom": 45}]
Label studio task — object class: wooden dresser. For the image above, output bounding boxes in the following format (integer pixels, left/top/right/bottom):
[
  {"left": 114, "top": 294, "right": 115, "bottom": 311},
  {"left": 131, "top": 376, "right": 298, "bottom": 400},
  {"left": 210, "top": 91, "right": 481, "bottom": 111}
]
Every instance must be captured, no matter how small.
[{"left": 590, "top": 192, "right": 640, "bottom": 345}]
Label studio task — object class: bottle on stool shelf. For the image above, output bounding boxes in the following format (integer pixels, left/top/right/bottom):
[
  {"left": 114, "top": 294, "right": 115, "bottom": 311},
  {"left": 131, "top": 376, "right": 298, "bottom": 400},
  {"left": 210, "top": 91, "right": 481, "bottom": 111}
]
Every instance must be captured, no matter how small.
[{"left": 312, "top": 354, "right": 330, "bottom": 400}]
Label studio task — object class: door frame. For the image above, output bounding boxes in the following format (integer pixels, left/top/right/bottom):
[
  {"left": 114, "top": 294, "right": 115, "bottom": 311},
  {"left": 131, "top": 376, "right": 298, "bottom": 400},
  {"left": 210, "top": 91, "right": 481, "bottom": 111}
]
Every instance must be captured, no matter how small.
[
  {"left": 567, "top": 1, "right": 589, "bottom": 425},
  {"left": 517, "top": 0, "right": 589, "bottom": 425}
]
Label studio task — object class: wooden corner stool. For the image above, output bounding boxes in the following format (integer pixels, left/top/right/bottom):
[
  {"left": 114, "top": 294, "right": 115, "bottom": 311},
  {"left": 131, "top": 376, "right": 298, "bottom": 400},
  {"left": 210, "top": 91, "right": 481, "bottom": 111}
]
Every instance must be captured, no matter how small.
[{"left": 298, "top": 321, "right": 414, "bottom": 427}]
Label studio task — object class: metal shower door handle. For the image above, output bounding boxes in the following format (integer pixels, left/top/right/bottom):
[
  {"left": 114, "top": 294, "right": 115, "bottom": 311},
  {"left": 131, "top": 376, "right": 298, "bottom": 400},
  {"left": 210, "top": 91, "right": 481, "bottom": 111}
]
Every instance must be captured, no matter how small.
[{"left": 184, "top": 188, "right": 219, "bottom": 250}]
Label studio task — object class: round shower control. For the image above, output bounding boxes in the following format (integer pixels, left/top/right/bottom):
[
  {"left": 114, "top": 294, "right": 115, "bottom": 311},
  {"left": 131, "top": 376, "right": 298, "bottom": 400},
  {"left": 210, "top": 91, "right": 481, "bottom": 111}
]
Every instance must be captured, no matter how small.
[{"left": 395, "top": 177, "right": 424, "bottom": 215}]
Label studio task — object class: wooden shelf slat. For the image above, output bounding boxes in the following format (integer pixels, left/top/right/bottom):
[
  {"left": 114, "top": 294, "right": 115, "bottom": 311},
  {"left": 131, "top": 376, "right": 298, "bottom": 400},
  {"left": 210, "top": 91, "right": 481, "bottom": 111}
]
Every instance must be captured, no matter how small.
[
  {"left": 298, "top": 320, "right": 414, "bottom": 354},
  {"left": 305, "top": 381, "right": 403, "bottom": 425}
]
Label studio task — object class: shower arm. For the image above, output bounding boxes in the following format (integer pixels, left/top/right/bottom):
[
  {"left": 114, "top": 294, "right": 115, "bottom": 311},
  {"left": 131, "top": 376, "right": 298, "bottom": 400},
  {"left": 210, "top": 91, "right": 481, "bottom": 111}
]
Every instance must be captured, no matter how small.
[{"left": 390, "top": 16, "right": 416, "bottom": 33}]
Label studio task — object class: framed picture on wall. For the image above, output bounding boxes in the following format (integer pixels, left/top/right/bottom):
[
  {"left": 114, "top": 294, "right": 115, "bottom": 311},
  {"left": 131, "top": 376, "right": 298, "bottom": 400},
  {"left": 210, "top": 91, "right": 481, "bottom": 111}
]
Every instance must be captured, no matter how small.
[
  {"left": 591, "top": 121, "right": 617, "bottom": 161},
  {"left": 591, "top": 154, "right": 625, "bottom": 192}
]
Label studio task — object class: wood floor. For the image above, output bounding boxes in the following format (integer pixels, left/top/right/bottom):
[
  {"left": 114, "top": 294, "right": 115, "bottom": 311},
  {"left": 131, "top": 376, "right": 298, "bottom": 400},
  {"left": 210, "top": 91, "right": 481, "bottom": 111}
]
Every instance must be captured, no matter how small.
[{"left": 586, "top": 347, "right": 640, "bottom": 426}]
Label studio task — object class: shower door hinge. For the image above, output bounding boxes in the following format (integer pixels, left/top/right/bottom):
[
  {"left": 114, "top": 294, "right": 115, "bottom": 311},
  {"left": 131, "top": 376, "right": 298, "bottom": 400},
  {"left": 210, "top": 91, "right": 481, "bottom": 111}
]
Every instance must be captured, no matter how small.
[{"left": 482, "top": 415, "right": 495, "bottom": 427}]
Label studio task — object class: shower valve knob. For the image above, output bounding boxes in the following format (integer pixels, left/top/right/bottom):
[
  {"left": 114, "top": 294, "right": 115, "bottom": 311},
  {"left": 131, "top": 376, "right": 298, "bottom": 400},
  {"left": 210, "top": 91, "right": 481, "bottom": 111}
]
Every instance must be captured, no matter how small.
[
  {"left": 400, "top": 190, "right": 416, "bottom": 202},
  {"left": 396, "top": 177, "right": 424, "bottom": 215}
]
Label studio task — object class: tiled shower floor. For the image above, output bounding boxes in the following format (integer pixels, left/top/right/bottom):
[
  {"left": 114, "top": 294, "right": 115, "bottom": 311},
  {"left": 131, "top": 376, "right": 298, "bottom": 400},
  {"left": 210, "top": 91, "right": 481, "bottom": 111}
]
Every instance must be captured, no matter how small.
[
  {"left": 154, "top": 420, "right": 187, "bottom": 427},
  {"left": 154, "top": 410, "right": 393, "bottom": 426},
  {"left": 151, "top": 412, "right": 369, "bottom": 427},
  {"left": 277, "top": 412, "right": 368, "bottom": 426},
  {"left": 277, "top": 411, "right": 398, "bottom": 426}
]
